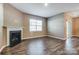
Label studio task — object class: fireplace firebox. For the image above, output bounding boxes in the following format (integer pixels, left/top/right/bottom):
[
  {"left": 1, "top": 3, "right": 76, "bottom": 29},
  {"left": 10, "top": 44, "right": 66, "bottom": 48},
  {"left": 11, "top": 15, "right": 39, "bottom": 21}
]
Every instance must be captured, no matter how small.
[{"left": 9, "top": 30, "right": 21, "bottom": 47}]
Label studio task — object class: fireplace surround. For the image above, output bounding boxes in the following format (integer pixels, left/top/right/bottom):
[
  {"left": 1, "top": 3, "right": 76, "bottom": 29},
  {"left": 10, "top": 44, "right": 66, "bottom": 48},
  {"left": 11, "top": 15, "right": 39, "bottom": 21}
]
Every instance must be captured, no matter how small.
[{"left": 7, "top": 27, "right": 23, "bottom": 47}]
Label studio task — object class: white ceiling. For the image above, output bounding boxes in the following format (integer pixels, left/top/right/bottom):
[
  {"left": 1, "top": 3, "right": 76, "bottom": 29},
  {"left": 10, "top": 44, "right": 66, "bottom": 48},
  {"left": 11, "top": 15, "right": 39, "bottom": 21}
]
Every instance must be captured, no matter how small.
[{"left": 10, "top": 3, "right": 79, "bottom": 18}]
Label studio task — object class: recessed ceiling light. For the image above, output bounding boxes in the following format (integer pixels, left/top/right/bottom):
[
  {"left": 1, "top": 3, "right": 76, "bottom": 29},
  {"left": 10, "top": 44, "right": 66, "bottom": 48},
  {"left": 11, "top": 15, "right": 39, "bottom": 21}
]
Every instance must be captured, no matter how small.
[{"left": 44, "top": 3, "right": 48, "bottom": 7}]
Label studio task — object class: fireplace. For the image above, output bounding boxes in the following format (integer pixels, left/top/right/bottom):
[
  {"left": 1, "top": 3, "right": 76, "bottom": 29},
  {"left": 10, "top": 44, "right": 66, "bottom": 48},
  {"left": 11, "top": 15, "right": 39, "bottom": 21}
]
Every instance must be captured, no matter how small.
[
  {"left": 7, "top": 27, "right": 23, "bottom": 47},
  {"left": 9, "top": 30, "right": 21, "bottom": 47}
]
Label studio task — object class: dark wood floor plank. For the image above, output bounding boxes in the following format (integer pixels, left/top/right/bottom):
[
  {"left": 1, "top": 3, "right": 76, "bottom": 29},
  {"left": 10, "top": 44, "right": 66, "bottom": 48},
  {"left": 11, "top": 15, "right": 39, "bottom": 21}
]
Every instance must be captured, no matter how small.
[{"left": 1, "top": 36, "right": 79, "bottom": 55}]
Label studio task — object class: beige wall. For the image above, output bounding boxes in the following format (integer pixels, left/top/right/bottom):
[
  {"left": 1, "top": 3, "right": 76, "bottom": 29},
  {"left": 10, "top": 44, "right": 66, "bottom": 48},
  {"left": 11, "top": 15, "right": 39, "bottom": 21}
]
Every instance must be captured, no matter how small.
[
  {"left": 4, "top": 4, "right": 24, "bottom": 27},
  {"left": 3, "top": 4, "right": 24, "bottom": 48},
  {"left": 4, "top": 3, "right": 47, "bottom": 42},
  {"left": 23, "top": 14, "right": 47, "bottom": 39}
]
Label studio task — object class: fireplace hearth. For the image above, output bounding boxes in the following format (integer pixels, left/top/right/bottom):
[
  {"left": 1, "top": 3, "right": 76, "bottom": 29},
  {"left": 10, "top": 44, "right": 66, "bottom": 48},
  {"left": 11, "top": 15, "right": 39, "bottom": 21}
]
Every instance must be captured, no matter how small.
[{"left": 9, "top": 30, "right": 21, "bottom": 47}]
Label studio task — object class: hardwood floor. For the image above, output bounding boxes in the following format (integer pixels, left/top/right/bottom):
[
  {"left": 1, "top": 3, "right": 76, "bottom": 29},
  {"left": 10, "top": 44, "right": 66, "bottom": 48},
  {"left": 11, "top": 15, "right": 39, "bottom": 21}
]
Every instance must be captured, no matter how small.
[{"left": 1, "top": 36, "right": 79, "bottom": 55}]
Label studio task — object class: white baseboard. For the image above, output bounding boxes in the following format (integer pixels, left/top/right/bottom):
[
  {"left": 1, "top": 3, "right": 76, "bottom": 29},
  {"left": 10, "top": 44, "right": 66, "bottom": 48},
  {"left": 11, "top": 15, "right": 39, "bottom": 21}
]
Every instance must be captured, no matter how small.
[
  {"left": 47, "top": 35, "right": 65, "bottom": 40},
  {"left": 22, "top": 35, "right": 47, "bottom": 40},
  {"left": 72, "top": 35, "right": 79, "bottom": 37},
  {"left": 22, "top": 35, "right": 65, "bottom": 40},
  {"left": 0, "top": 45, "right": 7, "bottom": 53}
]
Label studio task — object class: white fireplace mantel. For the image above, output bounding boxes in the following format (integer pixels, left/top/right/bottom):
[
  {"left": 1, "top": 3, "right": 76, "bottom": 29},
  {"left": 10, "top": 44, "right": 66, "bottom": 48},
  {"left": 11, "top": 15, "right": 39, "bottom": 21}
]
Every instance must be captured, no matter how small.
[{"left": 7, "top": 27, "right": 23, "bottom": 46}]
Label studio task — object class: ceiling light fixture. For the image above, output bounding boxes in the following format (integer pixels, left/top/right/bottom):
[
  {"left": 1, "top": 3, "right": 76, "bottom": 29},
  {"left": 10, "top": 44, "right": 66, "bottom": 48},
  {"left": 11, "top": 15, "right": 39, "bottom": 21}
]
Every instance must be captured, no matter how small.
[{"left": 44, "top": 3, "right": 48, "bottom": 7}]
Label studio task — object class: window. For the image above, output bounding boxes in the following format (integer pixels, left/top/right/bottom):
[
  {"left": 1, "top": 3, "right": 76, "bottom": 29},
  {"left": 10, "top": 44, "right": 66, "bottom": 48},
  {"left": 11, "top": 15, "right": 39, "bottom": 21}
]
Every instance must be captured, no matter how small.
[{"left": 30, "top": 19, "right": 42, "bottom": 32}]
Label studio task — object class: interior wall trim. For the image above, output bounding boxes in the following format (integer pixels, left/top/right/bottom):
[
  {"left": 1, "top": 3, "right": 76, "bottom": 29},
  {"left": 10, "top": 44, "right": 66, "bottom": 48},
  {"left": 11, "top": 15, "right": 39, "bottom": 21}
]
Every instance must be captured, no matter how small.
[
  {"left": 72, "top": 35, "right": 79, "bottom": 37},
  {"left": 22, "top": 35, "right": 66, "bottom": 40},
  {"left": 0, "top": 45, "right": 7, "bottom": 53},
  {"left": 22, "top": 35, "right": 48, "bottom": 40},
  {"left": 47, "top": 35, "right": 65, "bottom": 40}
]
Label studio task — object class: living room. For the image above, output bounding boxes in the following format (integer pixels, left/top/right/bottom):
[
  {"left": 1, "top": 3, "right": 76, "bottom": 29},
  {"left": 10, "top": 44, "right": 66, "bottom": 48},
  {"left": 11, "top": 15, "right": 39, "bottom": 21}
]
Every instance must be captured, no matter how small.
[{"left": 0, "top": 3, "right": 79, "bottom": 55}]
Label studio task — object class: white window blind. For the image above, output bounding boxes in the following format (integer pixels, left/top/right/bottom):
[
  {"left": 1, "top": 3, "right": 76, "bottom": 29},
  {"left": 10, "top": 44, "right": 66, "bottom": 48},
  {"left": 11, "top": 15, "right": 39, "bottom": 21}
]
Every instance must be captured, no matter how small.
[{"left": 30, "top": 19, "right": 42, "bottom": 32}]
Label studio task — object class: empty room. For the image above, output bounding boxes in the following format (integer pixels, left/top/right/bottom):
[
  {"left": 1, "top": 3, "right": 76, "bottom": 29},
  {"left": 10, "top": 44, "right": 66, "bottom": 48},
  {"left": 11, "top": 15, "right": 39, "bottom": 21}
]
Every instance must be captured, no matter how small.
[{"left": 0, "top": 3, "right": 79, "bottom": 55}]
